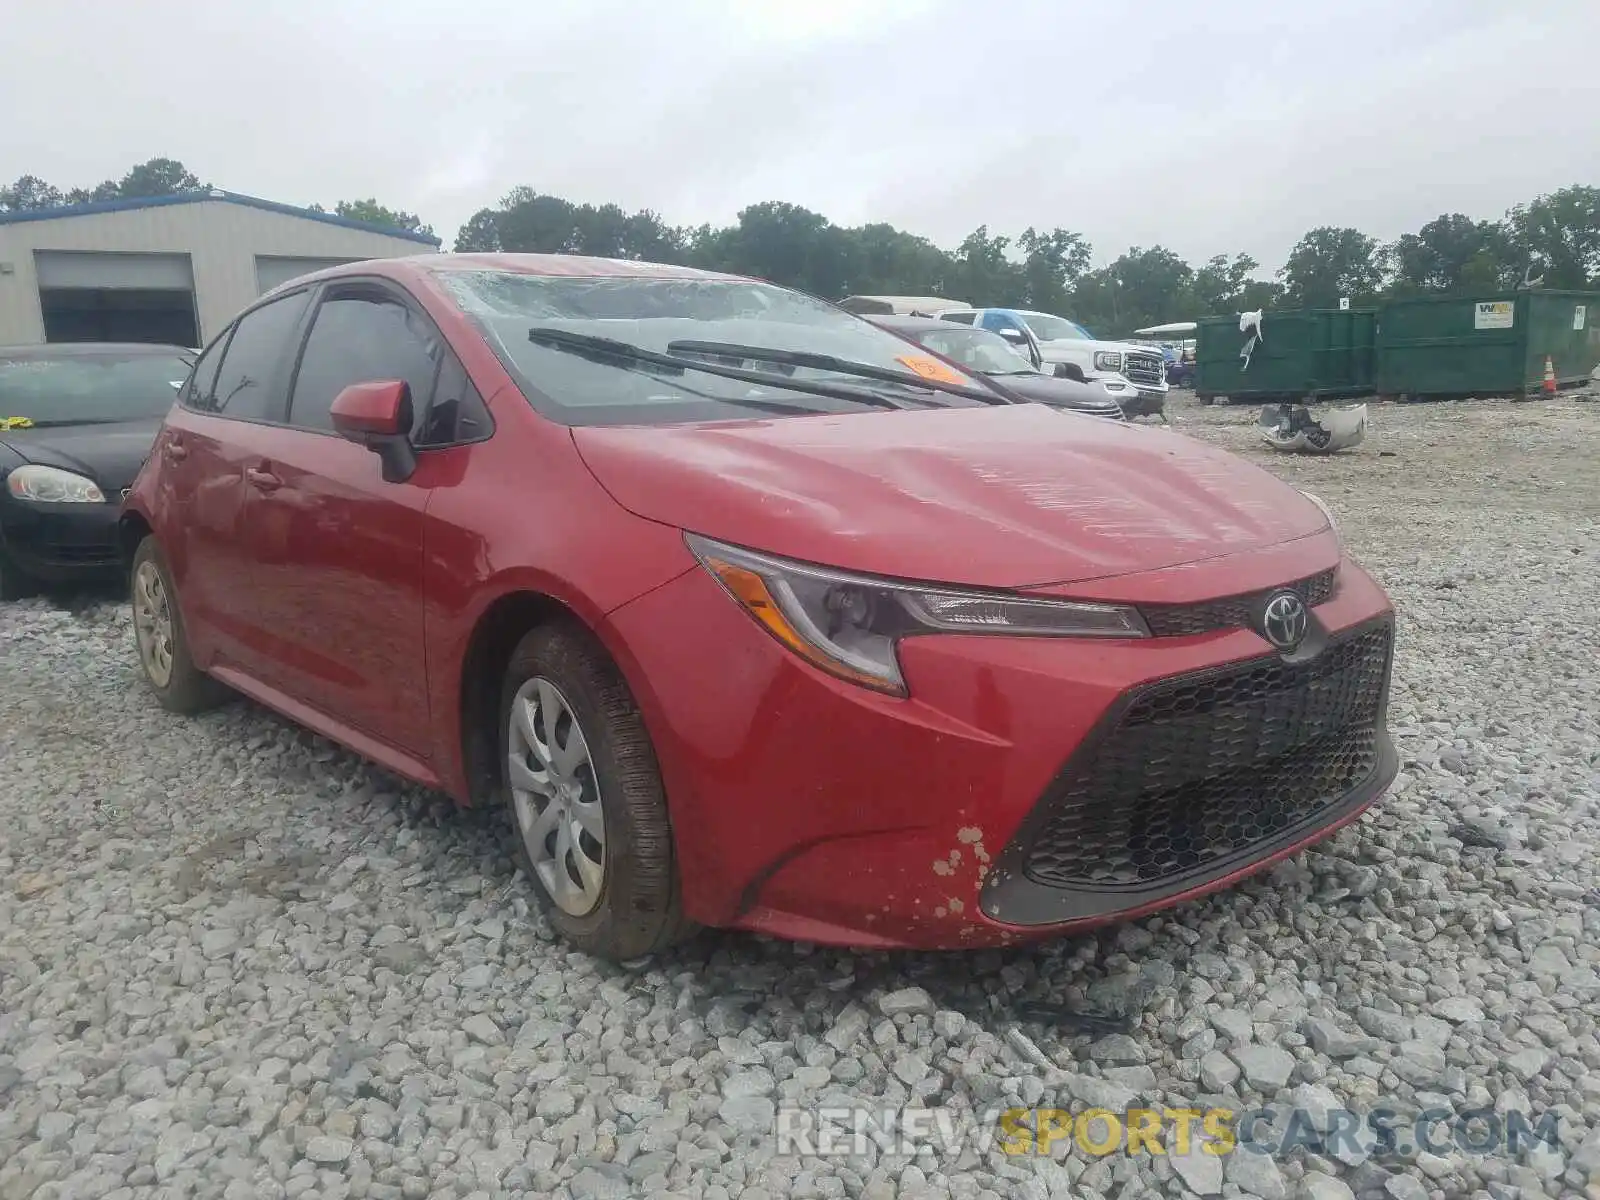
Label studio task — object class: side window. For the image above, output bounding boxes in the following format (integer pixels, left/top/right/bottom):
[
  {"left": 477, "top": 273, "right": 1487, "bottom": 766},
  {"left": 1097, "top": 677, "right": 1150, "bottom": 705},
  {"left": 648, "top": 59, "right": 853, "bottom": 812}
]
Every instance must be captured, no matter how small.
[
  {"left": 181, "top": 332, "right": 230, "bottom": 411},
  {"left": 201, "top": 291, "right": 310, "bottom": 420},
  {"left": 416, "top": 355, "right": 494, "bottom": 447},
  {"left": 941, "top": 311, "right": 977, "bottom": 325},
  {"left": 288, "top": 294, "right": 442, "bottom": 433}
]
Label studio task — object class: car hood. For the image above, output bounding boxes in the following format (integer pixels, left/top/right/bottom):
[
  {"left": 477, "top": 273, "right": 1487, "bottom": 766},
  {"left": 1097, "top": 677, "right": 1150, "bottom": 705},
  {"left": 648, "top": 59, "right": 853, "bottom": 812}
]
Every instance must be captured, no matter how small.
[
  {"left": 988, "top": 373, "right": 1124, "bottom": 413},
  {"left": 572, "top": 404, "right": 1331, "bottom": 589},
  {"left": 1041, "top": 337, "right": 1156, "bottom": 358},
  {"left": 0, "top": 419, "right": 162, "bottom": 493}
]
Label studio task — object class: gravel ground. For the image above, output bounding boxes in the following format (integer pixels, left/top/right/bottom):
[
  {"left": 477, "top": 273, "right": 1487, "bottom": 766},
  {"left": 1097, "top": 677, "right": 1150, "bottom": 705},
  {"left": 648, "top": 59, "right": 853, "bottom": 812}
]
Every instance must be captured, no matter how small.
[{"left": 3, "top": 390, "right": 1599, "bottom": 1200}]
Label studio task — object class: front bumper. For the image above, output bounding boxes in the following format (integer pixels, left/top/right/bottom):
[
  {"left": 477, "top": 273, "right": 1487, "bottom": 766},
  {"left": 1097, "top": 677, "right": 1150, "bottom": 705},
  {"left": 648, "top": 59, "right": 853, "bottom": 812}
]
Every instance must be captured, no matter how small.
[
  {"left": 1092, "top": 373, "right": 1167, "bottom": 417},
  {"left": 0, "top": 497, "right": 123, "bottom": 581},
  {"left": 607, "top": 551, "right": 1396, "bottom": 949},
  {"left": 1118, "top": 391, "right": 1168, "bottom": 418},
  {"left": 1070, "top": 404, "right": 1128, "bottom": 422},
  {"left": 980, "top": 615, "right": 1395, "bottom": 926}
]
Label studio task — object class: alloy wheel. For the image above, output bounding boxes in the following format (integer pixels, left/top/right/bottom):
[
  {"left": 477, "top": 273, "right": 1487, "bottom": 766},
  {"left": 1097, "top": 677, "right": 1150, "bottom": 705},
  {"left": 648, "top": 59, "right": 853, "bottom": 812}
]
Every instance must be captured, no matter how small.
[
  {"left": 132, "top": 560, "right": 175, "bottom": 688},
  {"left": 507, "top": 676, "right": 607, "bottom": 916}
]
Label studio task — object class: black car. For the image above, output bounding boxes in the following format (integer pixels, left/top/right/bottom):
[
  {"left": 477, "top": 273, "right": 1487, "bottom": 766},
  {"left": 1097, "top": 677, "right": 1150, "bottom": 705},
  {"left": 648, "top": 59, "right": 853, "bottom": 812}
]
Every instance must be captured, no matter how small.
[
  {"left": 864, "top": 315, "right": 1127, "bottom": 420},
  {"left": 0, "top": 342, "right": 194, "bottom": 598}
]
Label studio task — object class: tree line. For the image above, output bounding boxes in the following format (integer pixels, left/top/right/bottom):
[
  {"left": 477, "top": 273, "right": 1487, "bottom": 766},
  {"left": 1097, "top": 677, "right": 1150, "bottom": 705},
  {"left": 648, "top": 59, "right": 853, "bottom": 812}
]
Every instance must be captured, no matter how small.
[{"left": 4, "top": 158, "right": 1596, "bottom": 336}]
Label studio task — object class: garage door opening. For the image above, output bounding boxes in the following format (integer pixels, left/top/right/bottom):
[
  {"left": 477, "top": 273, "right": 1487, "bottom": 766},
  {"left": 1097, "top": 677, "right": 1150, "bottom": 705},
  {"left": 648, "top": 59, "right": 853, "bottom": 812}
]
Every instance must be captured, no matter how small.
[
  {"left": 255, "top": 255, "right": 362, "bottom": 294},
  {"left": 39, "top": 287, "right": 200, "bottom": 346},
  {"left": 33, "top": 250, "right": 200, "bottom": 347}
]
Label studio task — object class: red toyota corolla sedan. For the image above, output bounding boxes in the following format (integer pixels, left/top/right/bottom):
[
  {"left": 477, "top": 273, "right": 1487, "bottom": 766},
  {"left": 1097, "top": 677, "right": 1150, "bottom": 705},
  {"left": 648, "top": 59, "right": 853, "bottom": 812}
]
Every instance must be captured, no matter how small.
[{"left": 120, "top": 254, "right": 1398, "bottom": 960}]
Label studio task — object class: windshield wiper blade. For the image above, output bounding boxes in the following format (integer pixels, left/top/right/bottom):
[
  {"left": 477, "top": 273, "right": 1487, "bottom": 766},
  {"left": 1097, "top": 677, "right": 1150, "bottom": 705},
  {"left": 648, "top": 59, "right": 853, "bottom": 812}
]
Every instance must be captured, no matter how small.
[
  {"left": 665, "top": 339, "right": 1009, "bottom": 405},
  {"left": 526, "top": 327, "right": 912, "bottom": 412}
]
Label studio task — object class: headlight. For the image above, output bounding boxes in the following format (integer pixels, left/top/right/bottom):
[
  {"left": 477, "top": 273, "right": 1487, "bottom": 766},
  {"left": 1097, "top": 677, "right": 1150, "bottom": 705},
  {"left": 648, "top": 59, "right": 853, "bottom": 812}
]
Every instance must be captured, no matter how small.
[
  {"left": 6, "top": 464, "right": 106, "bottom": 504},
  {"left": 1094, "top": 351, "right": 1123, "bottom": 371},
  {"left": 687, "top": 534, "right": 1150, "bottom": 696}
]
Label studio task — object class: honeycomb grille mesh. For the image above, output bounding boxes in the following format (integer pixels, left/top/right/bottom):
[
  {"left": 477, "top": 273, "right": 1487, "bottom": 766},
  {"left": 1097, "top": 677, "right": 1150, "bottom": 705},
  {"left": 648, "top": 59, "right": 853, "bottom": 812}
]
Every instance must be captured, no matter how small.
[
  {"left": 1140, "top": 569, "right": 1337, "bottom": 639},
  {"left": 1020, "top": 622, "right": 1391, "bottom": 890}
]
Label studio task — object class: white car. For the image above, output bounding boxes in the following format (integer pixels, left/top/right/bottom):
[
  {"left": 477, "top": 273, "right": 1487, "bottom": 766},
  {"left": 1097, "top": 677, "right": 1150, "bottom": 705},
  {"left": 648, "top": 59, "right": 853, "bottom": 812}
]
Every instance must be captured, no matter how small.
[{"left": 940, "top": 307, "right": 1168, "bottom": 418}]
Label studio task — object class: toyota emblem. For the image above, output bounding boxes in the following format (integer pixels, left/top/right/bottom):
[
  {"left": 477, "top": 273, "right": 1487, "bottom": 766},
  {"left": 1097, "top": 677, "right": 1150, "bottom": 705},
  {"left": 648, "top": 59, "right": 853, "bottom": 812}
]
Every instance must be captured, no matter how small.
[{"left": 1261, "top": 590, "right": 1309, "bottom": 651}]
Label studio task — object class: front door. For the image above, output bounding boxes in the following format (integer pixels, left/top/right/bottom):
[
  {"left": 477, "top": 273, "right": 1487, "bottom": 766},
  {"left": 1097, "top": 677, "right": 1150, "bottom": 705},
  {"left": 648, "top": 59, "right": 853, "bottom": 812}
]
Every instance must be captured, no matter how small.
[
  {"left": 160, "top": 288, "right": 314, "bottom": 678},
  {"left": 230, "top": 284, "right": 445, "bottom": 756}
]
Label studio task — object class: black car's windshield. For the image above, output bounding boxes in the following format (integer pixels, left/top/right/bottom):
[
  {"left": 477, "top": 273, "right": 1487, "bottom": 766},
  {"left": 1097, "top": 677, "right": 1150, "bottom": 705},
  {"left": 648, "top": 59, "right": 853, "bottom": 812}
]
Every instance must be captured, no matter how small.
[
  {"left": 909, "top": 326, "right": 1037, "bottom": 375},
  {"left": 438, "top": 269, "right": 996, "bottom": 425},
  {"left": 0, "top": 351, "right": 192, "bottom": 426}
]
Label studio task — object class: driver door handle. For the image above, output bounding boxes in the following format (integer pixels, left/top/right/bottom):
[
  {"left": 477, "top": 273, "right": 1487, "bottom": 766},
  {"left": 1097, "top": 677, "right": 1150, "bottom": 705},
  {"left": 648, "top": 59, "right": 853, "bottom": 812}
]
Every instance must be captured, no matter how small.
[{"left": 245, "top": 467, "right": 282, "bottom": 492}]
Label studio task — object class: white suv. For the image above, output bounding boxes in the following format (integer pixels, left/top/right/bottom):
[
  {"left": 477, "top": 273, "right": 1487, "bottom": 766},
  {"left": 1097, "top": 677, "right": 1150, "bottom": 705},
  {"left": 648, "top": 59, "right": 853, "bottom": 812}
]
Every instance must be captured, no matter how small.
[{"left": 940, "top": 307, "right": 1168, "bottom": 418}]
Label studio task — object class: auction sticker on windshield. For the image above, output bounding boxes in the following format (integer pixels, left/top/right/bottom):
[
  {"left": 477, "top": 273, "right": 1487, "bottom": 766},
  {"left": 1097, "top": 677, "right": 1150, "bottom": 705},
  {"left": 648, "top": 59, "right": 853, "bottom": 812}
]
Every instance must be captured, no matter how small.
[{"left": 896, "top": 355, "right": 969, "bottom": 385}]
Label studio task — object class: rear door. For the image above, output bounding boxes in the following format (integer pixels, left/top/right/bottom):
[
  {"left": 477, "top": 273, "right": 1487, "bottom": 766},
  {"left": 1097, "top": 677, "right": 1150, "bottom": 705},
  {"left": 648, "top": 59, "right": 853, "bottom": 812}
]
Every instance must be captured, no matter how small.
[
  {"left": 230, "top": 280, "right": 452, "bottom": 755},
  {"left": 157, "top": 288, "right": 313, "bottom": 674}
]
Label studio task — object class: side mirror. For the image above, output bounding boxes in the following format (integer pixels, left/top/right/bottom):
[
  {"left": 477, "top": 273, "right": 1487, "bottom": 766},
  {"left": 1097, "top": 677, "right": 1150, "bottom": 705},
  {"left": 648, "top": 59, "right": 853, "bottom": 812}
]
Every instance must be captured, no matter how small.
[
  {"left": 330, "top": 380, "right": 416, "bottom": 483},
  {"left": 1053, "top": 363, "right": 1071, "bottom": 379}
]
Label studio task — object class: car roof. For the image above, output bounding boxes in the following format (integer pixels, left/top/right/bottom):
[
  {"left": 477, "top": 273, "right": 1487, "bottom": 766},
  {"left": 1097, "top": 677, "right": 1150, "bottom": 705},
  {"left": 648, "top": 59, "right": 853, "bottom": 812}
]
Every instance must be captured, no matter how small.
[
  {"left": 324, "top": 252, "right": 753, "bottom": 285},
  {"left": 257, "top": 252, "right": 763, "bottom": 304},
  {"left": 0, "top": 342, "right": 194, "bottom": 359},
  {"left": 422, "top": 253, "right": 754, "bottom": 281},
  {"left": 865, "top": 315, "right": 980, "bottom": 332},
  {"left": 840, "top": 295, "right": 968, "bottom": 315}
]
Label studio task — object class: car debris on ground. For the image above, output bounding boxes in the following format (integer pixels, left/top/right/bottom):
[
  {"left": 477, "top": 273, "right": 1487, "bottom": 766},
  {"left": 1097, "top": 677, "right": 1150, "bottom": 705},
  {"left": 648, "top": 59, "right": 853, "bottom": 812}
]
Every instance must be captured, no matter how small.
[{"left": 1259, "top": 401, "right": 1369, "bottom": 453}]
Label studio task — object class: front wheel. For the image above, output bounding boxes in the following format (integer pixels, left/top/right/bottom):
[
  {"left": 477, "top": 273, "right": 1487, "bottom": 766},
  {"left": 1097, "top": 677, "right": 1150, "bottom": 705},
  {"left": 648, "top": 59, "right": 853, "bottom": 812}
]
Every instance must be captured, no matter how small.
[
  {"left": 130, "top": 537, "right": 228, "bottom": 714},
  {"left": 500, "top": 621, "right": 695, "bottom": 960}
]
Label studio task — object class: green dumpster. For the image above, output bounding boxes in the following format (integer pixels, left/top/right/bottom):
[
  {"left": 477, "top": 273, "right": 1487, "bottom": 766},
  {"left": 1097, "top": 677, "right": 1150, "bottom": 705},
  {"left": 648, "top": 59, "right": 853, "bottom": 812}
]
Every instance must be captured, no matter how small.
[
  {"left": 1375, "top": 289, "right": 1600, "bottom": 398},
  {"left": 1193, "top": 308, "right": 1378, "bottom": 405}
]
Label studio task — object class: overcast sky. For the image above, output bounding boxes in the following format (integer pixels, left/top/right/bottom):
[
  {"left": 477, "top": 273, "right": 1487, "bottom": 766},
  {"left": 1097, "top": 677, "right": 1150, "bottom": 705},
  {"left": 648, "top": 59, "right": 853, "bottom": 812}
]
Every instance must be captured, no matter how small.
[{"left": 7, "top": 0, "right": 1597, "bottom": 275}]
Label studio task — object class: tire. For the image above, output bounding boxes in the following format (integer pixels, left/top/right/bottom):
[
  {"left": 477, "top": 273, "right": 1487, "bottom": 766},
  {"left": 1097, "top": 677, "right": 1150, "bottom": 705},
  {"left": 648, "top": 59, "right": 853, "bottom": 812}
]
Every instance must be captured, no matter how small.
[
  {"left": 0, "top": 549, "right": 38, "bottom": 601},
  {"left": 130, "top": 536, "right": 228, "bottom": 714},
  {"left": 499, "top": 620, "right": 695, "bottom": 960}
]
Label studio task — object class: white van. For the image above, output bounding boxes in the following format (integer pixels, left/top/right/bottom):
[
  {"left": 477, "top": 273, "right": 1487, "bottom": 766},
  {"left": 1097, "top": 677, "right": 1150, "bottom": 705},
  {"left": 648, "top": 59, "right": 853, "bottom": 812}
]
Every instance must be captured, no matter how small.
[{"left": 838, "top": 295, "right": 970, "bottom": 317}]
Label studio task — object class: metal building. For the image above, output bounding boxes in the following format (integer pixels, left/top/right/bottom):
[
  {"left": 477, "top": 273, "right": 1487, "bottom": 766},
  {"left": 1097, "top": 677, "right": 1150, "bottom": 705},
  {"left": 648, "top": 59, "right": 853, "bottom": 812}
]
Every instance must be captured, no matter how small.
[{"left": 0, "top": 190, "right": 441, "bottom": 348}]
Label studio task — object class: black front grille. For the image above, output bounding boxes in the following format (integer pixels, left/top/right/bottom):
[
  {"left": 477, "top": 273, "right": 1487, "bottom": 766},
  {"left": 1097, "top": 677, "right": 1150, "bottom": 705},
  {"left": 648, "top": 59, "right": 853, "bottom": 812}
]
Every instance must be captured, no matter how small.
[
  {"left": 1141, "top": 569, "right": 1337, "bottom": 638},
  {"left": 1123, "top": 354, "right": 1166, "bottom": 387},
  {"left": 1018, "top": 621, "right": 1392, "bottom": 890}
]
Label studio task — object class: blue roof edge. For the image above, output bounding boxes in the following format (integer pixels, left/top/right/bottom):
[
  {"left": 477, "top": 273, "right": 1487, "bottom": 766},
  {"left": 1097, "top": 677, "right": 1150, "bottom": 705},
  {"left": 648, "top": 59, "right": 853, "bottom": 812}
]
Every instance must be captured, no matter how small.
[{"left": 0, "top": 190, "right": 442, "bottom": 247}]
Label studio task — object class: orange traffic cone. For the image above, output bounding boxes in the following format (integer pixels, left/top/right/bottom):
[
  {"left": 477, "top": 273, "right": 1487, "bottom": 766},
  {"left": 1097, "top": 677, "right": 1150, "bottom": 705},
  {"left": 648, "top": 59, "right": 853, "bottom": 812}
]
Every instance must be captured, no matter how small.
[{"left": 1542, "top": 355, "right": 1557, "bottom": 396}]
